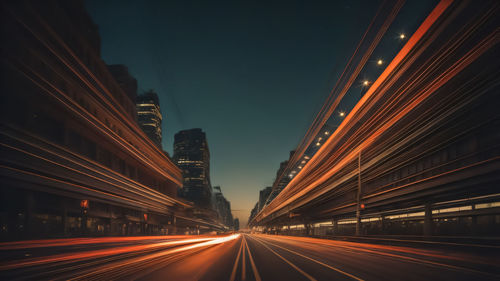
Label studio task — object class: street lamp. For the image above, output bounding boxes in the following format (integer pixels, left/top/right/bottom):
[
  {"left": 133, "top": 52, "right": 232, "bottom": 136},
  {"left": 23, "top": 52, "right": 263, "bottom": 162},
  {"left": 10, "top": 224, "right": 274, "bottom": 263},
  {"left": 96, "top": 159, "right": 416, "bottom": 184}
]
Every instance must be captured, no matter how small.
[{"left": 399, "top": 33, "right": 406, "bottom": 39}]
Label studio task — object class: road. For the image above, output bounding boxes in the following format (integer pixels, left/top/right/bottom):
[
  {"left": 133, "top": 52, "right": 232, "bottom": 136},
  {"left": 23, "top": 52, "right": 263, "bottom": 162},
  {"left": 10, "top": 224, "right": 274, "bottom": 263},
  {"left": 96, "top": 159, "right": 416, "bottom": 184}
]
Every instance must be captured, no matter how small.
[{"left": 1, "top": 234, "right": 498, "bottom": 280}]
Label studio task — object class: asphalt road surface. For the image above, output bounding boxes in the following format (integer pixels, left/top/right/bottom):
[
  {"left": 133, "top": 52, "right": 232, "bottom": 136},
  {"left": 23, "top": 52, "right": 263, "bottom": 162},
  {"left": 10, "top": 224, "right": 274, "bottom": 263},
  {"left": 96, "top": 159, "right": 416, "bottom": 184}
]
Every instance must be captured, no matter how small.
[{"left": 1, "top": 234, "right": 498, "bottom": 280}]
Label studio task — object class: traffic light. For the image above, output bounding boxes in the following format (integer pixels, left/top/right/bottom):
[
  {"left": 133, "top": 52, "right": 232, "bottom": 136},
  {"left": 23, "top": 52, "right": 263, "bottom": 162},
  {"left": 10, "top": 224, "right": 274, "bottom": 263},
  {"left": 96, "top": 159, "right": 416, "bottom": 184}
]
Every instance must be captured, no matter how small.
[{"left": 80, "top": 199, "right": 89, "bottom": 209}]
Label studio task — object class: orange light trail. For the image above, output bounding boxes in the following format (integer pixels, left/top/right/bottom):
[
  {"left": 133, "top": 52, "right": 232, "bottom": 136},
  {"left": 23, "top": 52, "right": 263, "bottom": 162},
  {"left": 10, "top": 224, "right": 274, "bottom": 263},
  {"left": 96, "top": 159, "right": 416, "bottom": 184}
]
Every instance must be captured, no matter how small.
[
  {"left": 6, "top": 7, "right": 183, "bottom": 186},
  {"left": 255, "top": 0, "right": 455, "bottom": 222},
  {"left": 23, "top": 3, "right": 177, "bottom": 169},
  {"left": 0, "top": 235, "right": 240, "bottom": 271},
  {"left": 65, "top": 234, "right": 240, "bottom": 280},
  {"left": 0, "top": 235, "right": 217, "bottom": 250},
  {"left": 264, "top": 0, "right": 405, "bottom": 207}
]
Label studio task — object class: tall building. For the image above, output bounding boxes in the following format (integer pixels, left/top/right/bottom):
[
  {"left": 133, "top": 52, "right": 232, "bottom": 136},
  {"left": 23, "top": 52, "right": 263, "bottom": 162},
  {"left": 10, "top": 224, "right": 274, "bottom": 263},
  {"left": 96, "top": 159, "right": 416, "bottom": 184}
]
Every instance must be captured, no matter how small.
[
  {"left": 173, "top": 128, "right": 212, "bottom": 208},
  {"left": 136, "top": 90, "right": 162, "bottom": 148},
  {"left": 0, "top": 0, "right": 184, "bottom": 239}
]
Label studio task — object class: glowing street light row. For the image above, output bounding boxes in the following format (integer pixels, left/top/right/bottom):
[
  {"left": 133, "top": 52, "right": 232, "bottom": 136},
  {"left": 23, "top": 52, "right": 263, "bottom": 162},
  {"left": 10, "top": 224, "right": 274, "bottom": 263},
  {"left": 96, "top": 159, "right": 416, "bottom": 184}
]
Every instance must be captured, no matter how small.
[
  {"left": 363, "top": 33, "right": 405, "bottom": 90},
  {"left": 288, "top": 31, "right": 407, "bottom": 178},
  {"left": 289, "top": 150, "right": 318, "bottom": 178}
]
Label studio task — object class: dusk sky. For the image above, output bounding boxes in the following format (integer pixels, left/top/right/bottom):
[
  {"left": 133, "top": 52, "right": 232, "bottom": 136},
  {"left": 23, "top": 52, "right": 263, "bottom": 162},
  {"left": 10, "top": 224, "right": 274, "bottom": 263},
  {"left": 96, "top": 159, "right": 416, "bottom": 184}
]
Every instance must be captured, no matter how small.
[
  {"left": 2, "top": 0, "right": 497, "bottom": 278},
  {"left": 85, "top": 0, "right": 435, "bottom": 226}
]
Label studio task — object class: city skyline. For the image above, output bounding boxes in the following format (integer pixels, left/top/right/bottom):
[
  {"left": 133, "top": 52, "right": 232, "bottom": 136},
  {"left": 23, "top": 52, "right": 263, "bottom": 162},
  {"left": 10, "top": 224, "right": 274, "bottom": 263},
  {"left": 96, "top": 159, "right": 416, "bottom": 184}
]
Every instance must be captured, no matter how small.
[
  {"left": 85, "top": 0, "right": 437, "bottom": 226},
  {"left": 1, "top": 0, "right": 499, "bottom": 280}
]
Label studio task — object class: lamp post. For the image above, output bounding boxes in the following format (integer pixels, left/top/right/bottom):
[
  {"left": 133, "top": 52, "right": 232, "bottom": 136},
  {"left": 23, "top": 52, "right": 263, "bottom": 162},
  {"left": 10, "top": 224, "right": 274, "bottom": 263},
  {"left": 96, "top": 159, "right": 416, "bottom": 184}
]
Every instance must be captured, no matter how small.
[{"left": 355, "top": 151, "right": 362, "bottom": 236}]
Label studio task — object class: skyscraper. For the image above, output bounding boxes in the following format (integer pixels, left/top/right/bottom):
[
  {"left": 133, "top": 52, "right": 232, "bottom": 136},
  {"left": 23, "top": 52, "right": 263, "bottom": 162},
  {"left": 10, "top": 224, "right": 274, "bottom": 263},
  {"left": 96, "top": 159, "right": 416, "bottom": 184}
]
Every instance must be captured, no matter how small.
[
  {"left": 136, "top": 90, "right": 162, "bottom": 148},
  {"left": 173, "top": 128, "right": 212, "bottom": 208}
]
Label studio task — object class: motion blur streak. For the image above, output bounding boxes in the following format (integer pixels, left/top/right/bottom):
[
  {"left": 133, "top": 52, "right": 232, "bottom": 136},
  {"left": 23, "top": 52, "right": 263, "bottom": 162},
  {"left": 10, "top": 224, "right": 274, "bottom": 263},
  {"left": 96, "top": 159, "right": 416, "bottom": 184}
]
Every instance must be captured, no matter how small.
[
  {"left": 0, "top": 235, "right": 219, "bottom": 250},
  {"left": 255, "top": 0, "right": 454, "bottom": 221},
  {"left": 1, "top": 234, "right": 498, "bottom": 280},
  {"left": 69, "top": 234, "right": 241, "bottom": 281},
  {"left": 0, "top": 236, "right": 223, "bottom": 270}
]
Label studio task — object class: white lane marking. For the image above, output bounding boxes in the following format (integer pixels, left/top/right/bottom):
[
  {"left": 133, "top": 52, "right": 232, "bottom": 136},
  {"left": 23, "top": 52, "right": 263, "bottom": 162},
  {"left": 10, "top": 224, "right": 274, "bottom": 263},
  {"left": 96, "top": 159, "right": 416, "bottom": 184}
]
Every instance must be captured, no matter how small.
[
  {"left": 249, "top": 235, "right": 317, "bottom": 281},
  {"left": 229, "top": 236, "right": 244, "bottom": 281},
  {"left": 254, "top": 235, "right": 364, "bottom": 281},
  {"left": 244, "top": 235, "right": 262, "bottom": 281}
]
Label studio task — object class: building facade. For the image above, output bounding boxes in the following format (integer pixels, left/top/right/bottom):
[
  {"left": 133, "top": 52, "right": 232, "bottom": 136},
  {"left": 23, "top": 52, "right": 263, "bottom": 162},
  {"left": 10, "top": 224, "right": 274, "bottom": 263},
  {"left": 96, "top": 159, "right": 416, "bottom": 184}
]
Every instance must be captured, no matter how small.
[
  {"left": 173, "top": 129, "right": 213, "bottom": 209},
  {"left": 136, "top": 90, "right": 163, "bottom": 148},
  {"left": 0, "top": 0, "right": 185, "bottom": 240},
  {"left": 213, "top": 186, "right": 234, "bottom": 229}
]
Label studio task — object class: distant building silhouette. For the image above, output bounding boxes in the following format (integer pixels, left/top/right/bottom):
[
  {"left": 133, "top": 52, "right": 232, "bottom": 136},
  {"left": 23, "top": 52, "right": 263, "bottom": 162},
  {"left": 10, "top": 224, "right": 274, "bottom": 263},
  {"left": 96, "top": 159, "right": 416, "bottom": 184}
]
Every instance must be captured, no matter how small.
[
  {"left": 233, "top": 218, "right": 240, "bottom": 231},
  {"left": 173, "top": 128, "right": 213, "bottom": 208},
  {"left": 213, "top": 186, "right": 234, "bottom": 228},
  {"left": 136, "top": 90, "right": 163, "bottom": 148},
  {"left": 249, "top": 202, "right": 259, "bottom": 225},
  {"left": 265, "top": 150, "right": 296, "bottom": 205},
  {"left": 108, "top": 64, "right": 138, "bottom": 105},
  {"left": 259, "top": 186, "right": 272, "bottom": 211}
]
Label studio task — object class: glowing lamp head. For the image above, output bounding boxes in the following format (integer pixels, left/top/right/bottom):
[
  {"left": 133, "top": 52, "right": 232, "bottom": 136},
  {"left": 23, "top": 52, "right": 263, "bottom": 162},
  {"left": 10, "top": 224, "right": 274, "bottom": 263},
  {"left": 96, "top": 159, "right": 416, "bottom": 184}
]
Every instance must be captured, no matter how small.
[
  {"left": 363, "top": 80, "right": 370, "bottom": 86},
  {"left": 316, "top": 142, "right": 321, "bottom": 146},
  {"left": 339, "top": 111, "right": 345, "bottom": 117},
  {"left": 377, "top": 59, "right": 383, "bottom": 65},
  {"left": 400, "top": 33, "right": 405, "bottom": 39}
]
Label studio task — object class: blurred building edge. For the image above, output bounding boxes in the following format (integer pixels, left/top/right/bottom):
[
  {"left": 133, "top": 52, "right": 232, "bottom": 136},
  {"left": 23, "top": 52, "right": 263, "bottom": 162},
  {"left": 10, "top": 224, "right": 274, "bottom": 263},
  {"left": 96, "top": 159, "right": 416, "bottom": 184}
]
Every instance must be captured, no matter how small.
[
  {"left": 107, "top": 64, "right": 138, "bottom": 107},
  {"left": 0, "top": 0, "right": 220, "bottom": 240},
  {"left": 136, "top": 90, "right": 163, "bottom": 149},
  {"left": 249, "top": 202, "right": 259, "bottom": 227},
  {"left": 213, "top": 186, "right": 234, "bottom": 229},
  {"left": 233, "top": 218, "right": 239, "bottom": 231},
  {"left": 248, "top": 150, "right": 296, "bottom": 225}
]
